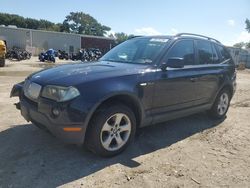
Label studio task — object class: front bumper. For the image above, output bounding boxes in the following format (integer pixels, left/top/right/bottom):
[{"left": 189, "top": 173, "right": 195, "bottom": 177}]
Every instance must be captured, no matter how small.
[{"left": 11, "top": 83, "right": 88, "bottom": 144}]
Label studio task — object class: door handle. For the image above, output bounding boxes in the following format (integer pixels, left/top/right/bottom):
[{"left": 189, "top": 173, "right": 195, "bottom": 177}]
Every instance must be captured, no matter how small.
[{"left": 190, "top": 77, "right": 198, "bottom": 82}]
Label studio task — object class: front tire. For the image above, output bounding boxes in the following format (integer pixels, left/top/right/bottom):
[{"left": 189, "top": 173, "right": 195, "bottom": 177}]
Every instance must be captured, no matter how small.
[
  {"left": 85, "top": 103, "right": 136, "bottom": 157},
  {"left": 209, "top": 89, "right": 231, "bottom": 119}
]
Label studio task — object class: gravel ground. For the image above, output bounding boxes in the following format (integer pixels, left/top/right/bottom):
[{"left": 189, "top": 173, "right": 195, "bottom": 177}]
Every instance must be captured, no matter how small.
[{"left": 0, "top": 58, "right": 250, "bottom": 188}]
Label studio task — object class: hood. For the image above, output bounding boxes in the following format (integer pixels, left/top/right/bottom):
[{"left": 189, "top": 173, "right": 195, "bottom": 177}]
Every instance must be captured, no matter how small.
[{"left": 29, "top": 61, "right": 149, "bottom": 86}]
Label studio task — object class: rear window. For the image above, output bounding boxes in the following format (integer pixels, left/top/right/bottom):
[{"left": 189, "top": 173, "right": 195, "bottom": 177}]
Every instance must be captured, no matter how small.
[
  {"left": 216, "top": 45, "right": 231, "bottom": 62},
  {"left": 211, "top": 44, "right": 220, "bottom": 64}
]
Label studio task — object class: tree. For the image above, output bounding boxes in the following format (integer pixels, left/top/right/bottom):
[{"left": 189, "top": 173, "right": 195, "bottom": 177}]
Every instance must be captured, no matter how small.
[
  {"left": 63, "top": 12, "right": 110, "bottom": 36},
  {"left": 233, "top": 19, "right": 250, "bottom": 49},
  {"left": 0, "top": 13, "right": 57, "bottom": 30},
  {"left": 59, "top": 21, "right": 70, "bottom": 33},
  {"left": 38, "top": 19, "right": 55, "bottom": 30},
  {"left": 114, "top": 32, "right": 129, "bottom": 44},
  {"left": 0, "top": 12, "right": 112, "bottom": 37},
  {"left": 0, "top": 13, "right": 26, "bottom": 28},
  {"left": 112, "top": 32, "right": 135, "bottom": 44},
  {"left": 246, "top": 19, "right": 250, "bottom": 33},
  {"left": 245, "top": 19, "right": 250, "bottom": 49},
  {"left": 233, "top": 42, "right": 245, "bottom": 49},
  {"left": 246, "top": 42, "right": 250, "bottom": 49},
  {"left": 25, "top": 18, "right": 40, "bottom": 29}
]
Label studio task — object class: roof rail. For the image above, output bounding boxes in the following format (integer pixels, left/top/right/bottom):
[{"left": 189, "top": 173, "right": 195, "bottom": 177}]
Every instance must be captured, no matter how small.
[
  {"left": 128, "top": 35, "right": 142, "bottom": 39},
  {"left": 175, "top": 33, "right": 221, "bottom": 44}
]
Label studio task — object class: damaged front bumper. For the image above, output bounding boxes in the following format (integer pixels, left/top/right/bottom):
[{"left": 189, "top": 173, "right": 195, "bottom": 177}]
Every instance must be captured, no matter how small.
[
  {"left": 10, "top": 81, "right": 24, "bottom": 109},
  {"left": 10, "top": 82, "right": 88, "bottom": 144}
]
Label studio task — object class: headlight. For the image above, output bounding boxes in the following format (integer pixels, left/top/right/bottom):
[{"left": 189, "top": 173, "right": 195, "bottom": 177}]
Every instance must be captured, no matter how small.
[{"left": 41, "top": 85, "right": 80, "bottom": 102}]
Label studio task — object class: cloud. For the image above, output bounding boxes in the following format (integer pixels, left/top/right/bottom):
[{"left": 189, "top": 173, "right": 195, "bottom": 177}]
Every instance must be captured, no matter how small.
[
  {"left": 134, "top": 27, "right": 162, "bottom": 35},
  {"left": 227, "top": 19, "right": 235, "bottom": 27},
  {"left": 227, "top": 31, "right": 250, "bottom": 46},
  {"left": 235, "top": 31, "right": 250, "bottom": 43}
]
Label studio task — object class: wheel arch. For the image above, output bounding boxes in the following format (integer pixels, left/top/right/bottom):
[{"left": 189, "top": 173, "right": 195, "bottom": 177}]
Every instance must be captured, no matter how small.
[
  {"left": 221, "top": 84, "right": 233, "bottom": 98},
  {"left": 211, "top": 82, "right": 234, "bottom": 107},
  {"left": 83, "top": 92, "right": 144, "bottom": 143}
]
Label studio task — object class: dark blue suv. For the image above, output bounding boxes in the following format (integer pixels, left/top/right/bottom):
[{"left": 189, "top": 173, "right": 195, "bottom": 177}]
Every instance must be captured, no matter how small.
[{"left": 11, "top": 33, "right": 236, "bottom": 156}]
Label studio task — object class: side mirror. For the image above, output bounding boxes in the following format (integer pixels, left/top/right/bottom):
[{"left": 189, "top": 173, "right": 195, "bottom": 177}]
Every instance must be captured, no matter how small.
[{"left": 161, "top": 57, "right": 184, "bottom": 71}]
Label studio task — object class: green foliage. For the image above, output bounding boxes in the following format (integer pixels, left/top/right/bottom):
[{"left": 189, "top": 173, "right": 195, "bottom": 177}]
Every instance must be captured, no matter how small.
[
  {"left": 245, "top": 19, "right": 250, "bottom": 49},
  {"left": 63, "top": 12, "right": 110, "bottom": 36},
  {"left": 246, "top": 19, "right": 250, "bottom": 33},
  {"left": 0, "top": 13, "right": 56, "bottom": 30},
  {"left": 0, "top": 12, "right": 111, "bottom": 36},
  {"left": 111, "top": 32, "right": 134, "bottom": 44},
  {"left": 246, "top": 43, "right": 250, "bottom": 49},
  {"left": 233, "top": 18, "right": 250, "bottom": 49},
  {"left": 233, "top": 42, "right": 245, "bottom": 49}
]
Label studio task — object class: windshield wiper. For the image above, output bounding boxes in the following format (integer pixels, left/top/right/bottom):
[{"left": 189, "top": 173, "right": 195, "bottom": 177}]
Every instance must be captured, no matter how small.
[
  {"left": 134, "top": 58, "right": 153, "bottom": 64},
  {"left": 101, "top": 59, "right": 133, "bottom": 64}
]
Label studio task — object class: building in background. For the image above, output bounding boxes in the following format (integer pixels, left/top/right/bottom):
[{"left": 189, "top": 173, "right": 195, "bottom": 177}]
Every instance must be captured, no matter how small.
[
  {"left": 227, "top": 47, "right": 250, "bottom": 68},
  {"left": 0, "top": 26, "right": 115, "bottom": 55}
]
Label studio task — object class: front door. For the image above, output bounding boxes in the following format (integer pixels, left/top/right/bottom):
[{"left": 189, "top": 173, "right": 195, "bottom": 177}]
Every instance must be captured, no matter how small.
[{"left": 152, "top": 39, "right": 198, "bottom": 123}]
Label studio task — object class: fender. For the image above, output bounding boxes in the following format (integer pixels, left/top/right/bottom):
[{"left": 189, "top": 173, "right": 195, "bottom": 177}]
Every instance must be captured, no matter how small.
[
  {"left": 81, "top": 91, "right": 145, "bottom": 141},
  {"left": 211, "top": 71, "right": 236, "bottom": 105}
]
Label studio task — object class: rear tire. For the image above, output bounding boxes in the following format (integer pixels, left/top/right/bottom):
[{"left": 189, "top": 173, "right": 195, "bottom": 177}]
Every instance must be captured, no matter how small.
[
  {"left": 209, "top": 89, "right": 231, "bottom": 119},
  {"left": 85, "top": 103, "right": 136, "bottom": 157}
]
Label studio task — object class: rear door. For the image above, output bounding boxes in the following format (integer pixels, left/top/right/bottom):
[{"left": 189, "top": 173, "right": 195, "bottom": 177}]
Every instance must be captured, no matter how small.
[{"left": 193, "top": 40, "right": 223, "bottom": 105}]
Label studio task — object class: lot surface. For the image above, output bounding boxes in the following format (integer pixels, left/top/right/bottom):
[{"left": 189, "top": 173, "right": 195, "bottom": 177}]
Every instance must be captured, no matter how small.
[{"left": 0, "top": 57, "right": 250, "bottom": 188}]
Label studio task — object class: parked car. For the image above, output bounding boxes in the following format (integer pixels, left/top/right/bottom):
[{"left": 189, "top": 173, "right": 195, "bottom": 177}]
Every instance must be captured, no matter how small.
[
  {"left": 11, "top": 33, "right": 236, "bottom": 157},
  {"left": 38, "top": 49, "right": 56, "bottom": 63},
  {"left": 0, "top": 40, "right": 6, "bottom": 67}
]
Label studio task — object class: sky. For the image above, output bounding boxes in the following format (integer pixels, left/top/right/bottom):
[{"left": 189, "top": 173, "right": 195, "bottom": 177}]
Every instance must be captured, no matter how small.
[{"left": 0, "top": 0, "right": 250, "bottom": 46}]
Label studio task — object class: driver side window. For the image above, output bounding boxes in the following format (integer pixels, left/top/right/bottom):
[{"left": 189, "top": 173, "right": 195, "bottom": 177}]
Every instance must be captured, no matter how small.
[{"left": 167, "top": 40, "right": 195, "bottom": 65}]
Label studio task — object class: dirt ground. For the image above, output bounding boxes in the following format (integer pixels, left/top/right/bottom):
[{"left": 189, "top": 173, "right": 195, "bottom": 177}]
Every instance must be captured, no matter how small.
[{"left": 0, "top": 57, "right": 250, "bottom": 188}]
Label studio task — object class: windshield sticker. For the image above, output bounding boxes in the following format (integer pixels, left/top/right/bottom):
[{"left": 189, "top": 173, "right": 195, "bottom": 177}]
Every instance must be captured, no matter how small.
[{"left": 150, "top": 38, "right": 168, "bottom": 43}]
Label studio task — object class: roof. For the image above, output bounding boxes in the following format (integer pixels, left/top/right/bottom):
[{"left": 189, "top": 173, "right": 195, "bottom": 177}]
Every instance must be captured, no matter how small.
[{"left": 132, "top": 33, "right": 222, "bottom": 44}]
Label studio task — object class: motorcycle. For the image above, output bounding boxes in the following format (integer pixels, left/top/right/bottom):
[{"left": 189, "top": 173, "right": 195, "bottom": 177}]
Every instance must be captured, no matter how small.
[
  {"left": 70, "top": 48, "right": 103, "bottom": 62},
  {"left": 58, "top": 50, "right": 69, "bottom": 60},
  {"left": 6, "top": 47, "right": 31, "bottom": 61},
  {"left": 38, "top": 49, "right": 56, "bottom": 63}
]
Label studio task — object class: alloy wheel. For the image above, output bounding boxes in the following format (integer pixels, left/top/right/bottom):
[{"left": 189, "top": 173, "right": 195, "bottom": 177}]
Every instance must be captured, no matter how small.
[
  {"left": 217, "top": 92, "right": 229, "bottom": 115},
  {"left": 100, "top": 113, "right": 131, "bottom": 151}
]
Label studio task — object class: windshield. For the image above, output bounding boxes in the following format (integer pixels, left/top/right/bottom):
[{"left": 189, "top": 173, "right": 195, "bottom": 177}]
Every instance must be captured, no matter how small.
[{"left": 101, "top": 37, "right": 169, "bottom": 64}]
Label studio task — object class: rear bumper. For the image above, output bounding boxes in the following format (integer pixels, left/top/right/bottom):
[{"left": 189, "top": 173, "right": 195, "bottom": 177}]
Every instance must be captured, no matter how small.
[{"left": 11, "top": 82, "right": 89, "bottom": 144}]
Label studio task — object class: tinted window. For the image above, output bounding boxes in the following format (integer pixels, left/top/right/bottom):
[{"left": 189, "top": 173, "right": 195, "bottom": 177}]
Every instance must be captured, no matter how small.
[
  {"left": 216, "top": 45, "right": 231, "bottom": 61},
  {"left": 167, "top": 40, "right": 195, "bottom": 65},
  {"left": 211, "top": 44, "right": 220, "bottom": 64},
  {"left": 197, "top": 40, "right": 213, "bottom": 64}
]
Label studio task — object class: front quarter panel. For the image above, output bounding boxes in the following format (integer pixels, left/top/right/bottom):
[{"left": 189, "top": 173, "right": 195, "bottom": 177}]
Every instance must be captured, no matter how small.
[{"left": 76, "top": 70, "right": 156, "bottom": 129}]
